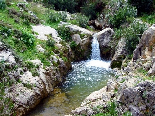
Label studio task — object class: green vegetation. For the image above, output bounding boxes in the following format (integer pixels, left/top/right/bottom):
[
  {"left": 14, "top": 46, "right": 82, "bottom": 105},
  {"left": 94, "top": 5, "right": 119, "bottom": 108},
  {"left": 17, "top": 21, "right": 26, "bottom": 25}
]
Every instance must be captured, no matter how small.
[
  {"left": 115, "top": 20, "right": 147, "bottom": 54},
  {"left": 0, "top": 0, "right": 6, "bottom": 10},
  {"left": 128, "top": 0, "right": 154, "bottom": 15},
  {"left": 0, "top": 77, "right": 14, "bottom": 116},
  {"left": 107, "top": 0, "right": 137, "bottom": 28},
  {"left": 57, "top": 26, "right": 72, "bottom": 42}
]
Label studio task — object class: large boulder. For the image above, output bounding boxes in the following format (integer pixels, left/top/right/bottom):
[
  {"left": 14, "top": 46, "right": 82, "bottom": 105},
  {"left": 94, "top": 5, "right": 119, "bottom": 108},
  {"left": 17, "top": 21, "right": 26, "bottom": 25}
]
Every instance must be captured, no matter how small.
[
  {"left": 110, "top": 38, "right": 127, "bottom": 69},
  {"left": 133, "top": 24, "right": 155, "bottom": 75},
  {"left": 133, "top": 24, "right": 155, "bottom": 61},
  {"left": 97, "top": 28, "right": 114, "bottom": 59},
  {"left": 119, "top": 81, "right": 155, "bottom": 116}
]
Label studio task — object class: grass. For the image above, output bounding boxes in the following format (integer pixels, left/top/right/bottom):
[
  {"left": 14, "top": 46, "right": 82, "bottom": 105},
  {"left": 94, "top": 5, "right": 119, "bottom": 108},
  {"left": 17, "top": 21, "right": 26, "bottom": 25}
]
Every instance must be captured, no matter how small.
[{"left": 141, "top": 13, "right": 155, "bottom": 25}]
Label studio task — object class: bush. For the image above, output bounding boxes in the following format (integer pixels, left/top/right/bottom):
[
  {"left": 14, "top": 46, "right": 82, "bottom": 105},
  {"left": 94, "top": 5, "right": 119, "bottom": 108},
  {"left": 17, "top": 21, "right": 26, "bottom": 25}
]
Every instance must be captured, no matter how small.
[
  {"left": 57, "top": 26, "right": 72, "bottom": 42},
  {"left": 0, "top": 77, "right": 14, "bottom": 116},
  {"left": 70, "top": 41, "right": 77, "bottom": 50},
  {"left": 0, "top": 0, "right": 6, "bottom": 10},
  {"left": 48, "top": 11, "right": 67, "bottom": 23},
  {"left": 108, "top": 1, "right": 137, "bottom": 28},
  {"left": 43, "top": 0, "right": 77, "bottom": 13},
  {"left": 46, "top": 38, "right": 55, "bottom": 47},
  {"left": 115, "top": 20, "right": 147, "bottom": 55},
  {"left": 125, "top": 21, "right": 147, "bottom": 54},
  {"left": 76, "top": 14, "right": 89, "bottom": 28},
  {"left": 81, "top": 1, "right": 106, "bottom": 20},
  {"left": 21, "top": 31, "right": 35, "bottom": 47},
  {"left": 128, "top": 0, "right": 154, "bottom": 15}
]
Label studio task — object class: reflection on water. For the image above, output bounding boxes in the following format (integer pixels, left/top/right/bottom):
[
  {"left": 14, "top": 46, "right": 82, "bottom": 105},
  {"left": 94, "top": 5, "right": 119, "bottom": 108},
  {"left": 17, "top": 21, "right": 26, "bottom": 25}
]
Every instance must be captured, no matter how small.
[{"left": 28, "top": 34, "right": 114, "bottom": 116}]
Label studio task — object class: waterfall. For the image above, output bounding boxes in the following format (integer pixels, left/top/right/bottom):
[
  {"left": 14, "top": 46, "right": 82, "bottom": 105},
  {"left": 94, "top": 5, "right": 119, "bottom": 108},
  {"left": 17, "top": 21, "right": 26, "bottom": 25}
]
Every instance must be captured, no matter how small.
[
  {"left": 29, "top": 33, "right": 113, "bottom": 116},
  {"left": 91, "top": 34, "right": 101, "bottom": 60},
  {"left": 86, "top": 34, "right": 110, "bottom": 69}
]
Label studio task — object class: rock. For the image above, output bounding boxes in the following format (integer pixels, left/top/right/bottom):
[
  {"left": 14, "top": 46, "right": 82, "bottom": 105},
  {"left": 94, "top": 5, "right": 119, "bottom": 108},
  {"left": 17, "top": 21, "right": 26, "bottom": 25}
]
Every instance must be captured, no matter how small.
[
  {"left": 72, "top": 34, "right": 82, "bottom": 45},
  {"left": 0, "top": 50, "right": 16, "bottom": 63},
  {"left": 59, "top": 22, "right": 93, "bottom": 35},
  {"left": 118, "top": 81, "right": 155, "bottom": 116},
  {"left": 148, "top": 62, "right": 155, "bottom": 75},
  {"left": 110, "top": 38, "right": 127, "bottom": 69},
  {"left": 32, "top": 25, "right": 59, "bottom": 41},
  {"left": 143, "top": 61, "right": 152, "bottom": 70},
  {"left": 133, "top": 24, "right": 155, "bottom": 61},
  {"left": 36, "top": 45, "right": 45, "bottom": 53},
  {"left": 133, "top": 24, "right": 155, "bottom": 75},
  {"left": 97, "top": 28, "right": 114, "bottom": 59},
  {"left": 88, "top": 20, "right": 102, "bottom": 30}
]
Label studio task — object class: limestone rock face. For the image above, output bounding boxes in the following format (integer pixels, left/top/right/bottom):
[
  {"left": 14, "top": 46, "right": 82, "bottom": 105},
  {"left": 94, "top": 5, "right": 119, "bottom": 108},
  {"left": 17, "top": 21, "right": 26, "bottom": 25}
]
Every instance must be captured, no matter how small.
[
  {"left": 58, "top": 23, "right": 93, "bottom": 61},
  {"left": 133, "top": 24, "right": 155, "bottom": 61},
  {"left": 110, "top": 38, "right": 127, "bottom": 69},
  {"left": 133, "top": 24, "right": 155, "bottom": 75},
  {"left": 119, "top": 81, "right": 155, "bottom": 116},
  {"left": 72, "top": 34, "right": 82, "bottom": 45},
  {"left": 97, "top": 28, "right": 114, "bottom": 59}
]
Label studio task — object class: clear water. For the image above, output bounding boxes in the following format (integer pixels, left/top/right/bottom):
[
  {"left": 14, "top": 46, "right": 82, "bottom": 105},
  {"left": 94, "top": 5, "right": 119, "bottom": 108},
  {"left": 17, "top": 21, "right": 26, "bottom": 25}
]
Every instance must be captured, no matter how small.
[{"left": 28, "top": 34, "right": 114, "bottom": 116}]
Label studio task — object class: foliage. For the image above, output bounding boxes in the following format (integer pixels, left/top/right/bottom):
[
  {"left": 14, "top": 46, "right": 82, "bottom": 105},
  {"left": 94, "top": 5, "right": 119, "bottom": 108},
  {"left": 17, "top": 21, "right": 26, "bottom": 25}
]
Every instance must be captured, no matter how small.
[
  {"left": 48, "top": 11, "right": 67, "bottom": 23},
  {"left": 0, "top": 0, "right": 6, "bottom": 10},
  {"left": 24, "top": 61, "right": 39, "bottom": 76},
  {"left": 107, "top": 0, "right": 137, "bottom": 28},
  {"left": 43, "top": 0, "right": 77, "bottom": 13},
  {"left": 76, "top": 14, "right": 89, "bottom": 28},
  {"left": 57, "top": 26, "right": 72, "bottom": 42},
  {"left": 0, "top": 77, "right": 14, "bottom": 116},
  {"left": 46, "top": 38, "right": 55, "bottom": 47},
  {"left": 114, "top": 20, "right": 147, "bottom": 55},
  {"left": 93, "top": 102, "right": 118, "bottom": 116},
  {"left": 21, "top": 31, "right": 35, "bottom": 47},
  {"left": 128, "top": 0, "right": 154, "bottom": 15},
  {"left": 81, "top": 1, "right": 106, "bottom": 20},
  {"left": 124, "top": 20, "right": 147, "bottom": 55},
  {"left": 0, "top": 26, "right": 35, "bottom": 48},
  {"left": 141, "top": 13, "right": 155, "bottom": 25},
  {"left": 70, "top": 41, "right": 77, "bottom": 50}
]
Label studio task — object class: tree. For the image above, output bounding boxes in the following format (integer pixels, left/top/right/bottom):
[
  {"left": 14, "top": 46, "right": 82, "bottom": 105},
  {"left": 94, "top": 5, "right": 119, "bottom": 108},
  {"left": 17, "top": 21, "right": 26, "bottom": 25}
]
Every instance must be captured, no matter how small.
[{"left": 128, "top": 0, "right": 154, "bottom": 15}]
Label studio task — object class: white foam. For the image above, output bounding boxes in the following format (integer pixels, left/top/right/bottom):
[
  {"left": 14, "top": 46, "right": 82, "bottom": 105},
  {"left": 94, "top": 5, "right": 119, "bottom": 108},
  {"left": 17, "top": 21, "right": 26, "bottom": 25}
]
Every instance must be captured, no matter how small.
[{"left": 85, "top": 60, "right": 111, "bottom": 69}]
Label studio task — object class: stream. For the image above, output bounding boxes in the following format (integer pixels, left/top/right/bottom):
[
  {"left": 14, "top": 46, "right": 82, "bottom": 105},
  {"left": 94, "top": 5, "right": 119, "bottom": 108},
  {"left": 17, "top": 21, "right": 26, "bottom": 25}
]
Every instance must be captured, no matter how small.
[{"left": 29, "top": 34, "right": 114, "bottom": 116}]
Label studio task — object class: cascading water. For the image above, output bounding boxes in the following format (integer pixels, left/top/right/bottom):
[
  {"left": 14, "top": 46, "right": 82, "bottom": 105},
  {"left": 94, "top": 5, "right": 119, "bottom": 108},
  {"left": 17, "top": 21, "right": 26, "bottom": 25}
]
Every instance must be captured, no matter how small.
[{"left": 29, "top": 34, "right": 113, "bottom": 116}]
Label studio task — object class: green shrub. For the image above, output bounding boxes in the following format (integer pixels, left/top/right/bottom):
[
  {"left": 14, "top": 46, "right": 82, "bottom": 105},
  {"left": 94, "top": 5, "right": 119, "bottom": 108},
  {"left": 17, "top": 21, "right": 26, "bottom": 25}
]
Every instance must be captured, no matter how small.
[
  {"left": 81, "top": 1, "right": 106, "bottom": 20},
  {"left": 108, "top": 1, "right": 137, "bottom": 28},
  {"left": 57, "top": 26, "right": 72, "bottom": 42},
  {"left": 70, "top": 41, "right": 77, "bottom": 50},
  {"left": 141, "top": 13, "right": 155, "bottom": 25},
  {"left": 46, "top": 38, "right": 55, "bottom": 47},
  {"left": 43, "top": 0, "right": 77, "bottom": 13},
  {"left": 48, "top": 11, "right": 67, "bottom": 23},
  {"left": 128, "top": 0, "right": 154, "bottom": 15},
  {"left": 21, "top": 31, "right": 35, "bottom": 47},
  {"left": 115, "top": 20, "right": 147, "bottom": 55},
  {"left": 0, "top": 0, "right": 6, "bottom": 10},
  {"left": 76, "top": 14, "right": 89, "bottom": 28},
  {"left": 125, "top": 21, "right": 147, "bottom": 54},
  {"left": 0, "top": 78, "right": 14, "bottom": 116}
]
